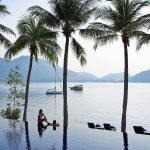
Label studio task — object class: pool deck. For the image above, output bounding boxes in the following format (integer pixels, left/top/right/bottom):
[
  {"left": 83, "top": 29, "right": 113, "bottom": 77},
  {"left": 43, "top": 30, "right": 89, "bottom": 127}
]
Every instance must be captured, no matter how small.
[{"left": 0, "top": 118, "right": 150, "bottom": 150}]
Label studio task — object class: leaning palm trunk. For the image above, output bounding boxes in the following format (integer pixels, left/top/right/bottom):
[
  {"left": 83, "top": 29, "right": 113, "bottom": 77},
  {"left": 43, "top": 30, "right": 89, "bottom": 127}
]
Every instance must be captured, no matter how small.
[
  {"left": 23, "top": 53, "right": 33, "bottom": 121},
  {"left": 63, "top": 36, "right": 69, "bottom": 127},
  {"left": 121, "top": 42, "right": 128, "bottom": 132}
]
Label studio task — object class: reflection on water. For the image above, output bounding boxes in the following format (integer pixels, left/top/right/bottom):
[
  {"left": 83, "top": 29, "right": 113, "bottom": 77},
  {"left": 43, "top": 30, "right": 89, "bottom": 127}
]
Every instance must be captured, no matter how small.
[
  {"left": 2, "top": 120, "right": 132, "bottom": 150},
  {"left": 62, "top": 126, "right": 67, "bottom": 150},
  {"left": 1, "top": 118, "right": 150, "bottom": 150},
  {"left": 50, "top": 144, "right": 56, "bottom": 150},
  {"left": 123, "top": 132, "right": 128, "bottom": 150},
  {"left": 25, "top": 121, "right": 31, "bottom": 150},
  {"left": 37, "top": 123, "right": 50, "bottom": 138},
  {"left": 6, "top": 120, "right": 24, "bottom": 150},
  {"left": 53, "top": 126, "right": 56, "bottom": 131}
]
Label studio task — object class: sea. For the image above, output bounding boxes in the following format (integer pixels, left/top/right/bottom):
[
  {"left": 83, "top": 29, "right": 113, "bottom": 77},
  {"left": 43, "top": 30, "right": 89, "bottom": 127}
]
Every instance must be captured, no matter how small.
[{"left": 0, "top": 82, "right": 150, "bottom": 133}]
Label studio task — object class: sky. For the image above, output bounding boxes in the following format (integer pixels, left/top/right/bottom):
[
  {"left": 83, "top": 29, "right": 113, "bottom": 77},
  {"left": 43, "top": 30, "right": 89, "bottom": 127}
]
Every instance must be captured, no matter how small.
[{"left": 0, "top": 0, "right": 150, "bottom": 77}]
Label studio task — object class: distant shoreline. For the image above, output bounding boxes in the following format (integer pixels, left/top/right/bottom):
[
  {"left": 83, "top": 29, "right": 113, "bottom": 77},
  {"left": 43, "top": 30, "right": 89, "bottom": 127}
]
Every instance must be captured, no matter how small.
[{"left": 1, "top": 81, "right": 150, "bottom": 83}]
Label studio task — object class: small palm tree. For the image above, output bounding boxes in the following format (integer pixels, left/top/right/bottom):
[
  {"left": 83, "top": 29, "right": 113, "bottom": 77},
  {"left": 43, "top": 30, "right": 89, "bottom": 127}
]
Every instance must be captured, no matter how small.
[
  {"left": 28, "top": 0, "right": 98, "bottom": 126},
  {"left": 0, "top": 0, "right": 15, "bottom": 48},
  {"left": 80, "top": 0, "right": 150, "bottom": 132},
  {"left": 5, "top": 16, "right": 61, "bottom": 121}
]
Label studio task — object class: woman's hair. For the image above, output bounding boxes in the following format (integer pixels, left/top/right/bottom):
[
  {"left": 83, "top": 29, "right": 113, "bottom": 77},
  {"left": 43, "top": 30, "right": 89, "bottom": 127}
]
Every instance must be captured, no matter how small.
[{"left": 39, "top": 109, "right": 43, "bottom": 114}]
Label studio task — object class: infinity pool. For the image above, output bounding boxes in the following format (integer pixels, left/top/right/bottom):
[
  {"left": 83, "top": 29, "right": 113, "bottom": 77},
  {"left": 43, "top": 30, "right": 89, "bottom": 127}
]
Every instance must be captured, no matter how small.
[{"left": 0, "top": 118, "right": 150, "bottom": 150}]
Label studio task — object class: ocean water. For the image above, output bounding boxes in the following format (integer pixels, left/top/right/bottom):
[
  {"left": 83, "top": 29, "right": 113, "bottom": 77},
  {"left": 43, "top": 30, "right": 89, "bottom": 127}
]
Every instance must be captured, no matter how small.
[{"left": 0, "top": 82, "right": 150, "bottom": 132}]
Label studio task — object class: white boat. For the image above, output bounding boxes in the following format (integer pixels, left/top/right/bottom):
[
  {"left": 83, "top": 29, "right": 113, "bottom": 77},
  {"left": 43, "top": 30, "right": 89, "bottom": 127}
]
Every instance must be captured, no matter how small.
[
  {"left": 46, "top": 67, "right": 62, "bottom": 95},
  {"left": 70, "top": 85, "right": 83, "bottom": 91},
  {"left": 46, "top": 87, "right": 62, "bottom": 95}
]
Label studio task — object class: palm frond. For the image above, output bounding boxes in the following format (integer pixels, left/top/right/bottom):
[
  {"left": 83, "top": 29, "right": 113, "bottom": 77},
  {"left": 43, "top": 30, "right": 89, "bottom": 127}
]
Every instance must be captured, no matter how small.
[
  {"left": 0, "top": 4, "right": 10, "bottom": 16},
  {"left": 39, "top": 39, "right": 61, "bottom": 54},
  {"left": 129, "top": 30, "right": 147, "bottom": 38},
  {"left": 38, "top": 40, "right": 61, "bottom": 65},
  {"left": 49, "top": 0, "right": 97, "bottom": 29},
  {"left": 80, "top": 28, "right": 107, "bottom": 38},
  {"left": 78, "top": 7, "right": 97, "bottom": 24},
  {"left": 4, "top": 35, "right": 30, "bottom": 60},
  {"left": 88, "top": 22, "right": 115, "bottom": 31},
  {"left": 28, "top": 6, "right": 61, "bottom": 28},
  {"left": 136, "top": 32, "right": 150, "bottom": 50},
  {"left": 72, "top": 0, "right": 98, "bottom": 26},
  {"left": 0, "top": 33, "right": 12, "bottom": 48},
  {"left": 17, "top": 16, "right": 34, "bottom": 36},
  {"left": 38, "top": 30, "right": 58, "bottom": 40},
  {"left": 129, "top": 14, "right": 150, "bottom": 30},
  {"left": 0, "top": 24, "right": 15, "bottom": 35},
  {"left": 131, "top": 0, "right": 150, "bottom": 17},
  {"left": 71, "top": 37, "right": 87, "bottom": 66},
  {"left": 95, "top": 6, "right": 116, "bottom": 21},
  {"left": 94, "top": 34, "right": 118, "bottom": 50}
]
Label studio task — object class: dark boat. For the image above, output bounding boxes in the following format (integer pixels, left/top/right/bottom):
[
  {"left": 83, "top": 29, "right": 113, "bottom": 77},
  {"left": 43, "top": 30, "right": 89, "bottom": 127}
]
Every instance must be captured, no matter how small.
[{"left": 70, "top": 85, "right": 83, "bottom": 91}]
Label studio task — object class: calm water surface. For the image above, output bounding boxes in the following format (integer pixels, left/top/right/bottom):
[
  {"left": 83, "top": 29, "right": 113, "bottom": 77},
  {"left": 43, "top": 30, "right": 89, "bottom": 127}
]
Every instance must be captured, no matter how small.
[
  {"left": 0, "top": 118, "right": 150, "bottom": 150},
  {"left": 0, "top": 82, "right": 150, "bottom": 132}
]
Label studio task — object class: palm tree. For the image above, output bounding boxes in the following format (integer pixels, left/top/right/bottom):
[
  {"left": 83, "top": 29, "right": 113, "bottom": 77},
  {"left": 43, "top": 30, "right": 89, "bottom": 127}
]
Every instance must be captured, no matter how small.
[
  {"left": 0, "top": 0, "right": 15, "bottom": 48},
  {"left": 5, "top": 16, "right": 61, "bottom": 121},
  {"left": 28, "top": 0, "right": 98, "bottom": 126},
  {"left": 80, "top": 0, "right": 150, "bottom": 132}
]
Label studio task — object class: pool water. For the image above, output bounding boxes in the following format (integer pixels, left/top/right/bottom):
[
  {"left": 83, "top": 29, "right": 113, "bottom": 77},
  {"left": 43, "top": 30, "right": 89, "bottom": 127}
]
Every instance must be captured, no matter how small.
[{"left": 0, "top": 118, "right": 150, "bottom": 150}]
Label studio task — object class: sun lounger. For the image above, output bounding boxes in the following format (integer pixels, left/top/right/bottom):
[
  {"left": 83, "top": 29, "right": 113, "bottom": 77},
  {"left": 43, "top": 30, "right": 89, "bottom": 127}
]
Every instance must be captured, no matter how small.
[
  {"left": 87, "top": 122, "right": 95, "bottom": 128},
  {"left": 103, "top": 123, "right": 116, "bottom": 131},
  {"left": 87, "top": 122, "right": 104, "bottom": 130},
  {"left": 133, "top": 126, "right": 150, "bottom": 135}
]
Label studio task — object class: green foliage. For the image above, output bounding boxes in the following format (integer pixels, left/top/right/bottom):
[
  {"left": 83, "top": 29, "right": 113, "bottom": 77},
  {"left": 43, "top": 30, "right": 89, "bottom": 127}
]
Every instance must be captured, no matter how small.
[
  {"left": 4, "top": 15, "right": 61, "bottom": 65},
  {"left": 28, "top": 0, "right": 98, "bottom": 65},
  {"left": 1, "top": 66, "right": 25, "bottom": 120},
  {"left": 0, "top": 1, "right": 15, "bottom": 48},
  {"left": 80, "top": 0, "right": 150, "bottom": 49},
  {"left": 1, "top": 105, "right": 21, "bottom": 120}
]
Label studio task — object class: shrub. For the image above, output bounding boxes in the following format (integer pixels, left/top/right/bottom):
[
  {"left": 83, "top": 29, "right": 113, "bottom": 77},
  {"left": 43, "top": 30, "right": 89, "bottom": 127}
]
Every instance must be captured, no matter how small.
[
  {"left": 1, "top": 105, "right": 21, "bottom": 120},
  {"left": 1, "top": 66, "right": 25, "bottom": 120}
]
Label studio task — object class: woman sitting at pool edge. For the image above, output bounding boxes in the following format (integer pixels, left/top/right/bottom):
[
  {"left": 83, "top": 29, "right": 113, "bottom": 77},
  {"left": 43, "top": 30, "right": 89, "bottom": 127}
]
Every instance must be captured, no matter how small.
[{"left": 38, "top": 109, "right": 51, "bottom": 126}]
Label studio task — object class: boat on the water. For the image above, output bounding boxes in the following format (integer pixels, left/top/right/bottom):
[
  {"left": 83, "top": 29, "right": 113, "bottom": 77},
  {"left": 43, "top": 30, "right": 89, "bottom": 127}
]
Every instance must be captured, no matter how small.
[
  {"left": 70, "top": 85, "right": 83, "bottom": 91},
  {"left": 46, "top": 87, "right": 62, "bottom": 95},
  {"left": 46, "top": 67, "right": 62, "bottom": 95}
]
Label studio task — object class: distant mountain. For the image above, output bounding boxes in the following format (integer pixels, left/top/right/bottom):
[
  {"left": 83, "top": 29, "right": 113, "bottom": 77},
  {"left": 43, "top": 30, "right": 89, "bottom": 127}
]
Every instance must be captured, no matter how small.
[
  {"left": 129, "top": 69, "right": 150, "bottom": 82},
  {"left": 1, "top": 56, "right": 150, "bottom": 82},
  {"left": 98, "top": 73, "right": 124, "bottom": 82},
  {"left": 98, "top": 70, "right": 150, "bottom": 83},
  {"left": 0, "top": 56, "right": 99, "bottom": 82}
]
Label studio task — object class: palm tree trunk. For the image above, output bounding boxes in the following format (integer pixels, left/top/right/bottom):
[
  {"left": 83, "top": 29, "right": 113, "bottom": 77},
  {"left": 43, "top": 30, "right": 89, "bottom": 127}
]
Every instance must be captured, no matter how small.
[
  {"left": 121, "top": 42, "right": 128, "bottom": 132},
  {"left": 23, "top": 53, "right": 33, "bottom": 121},
  {"left": 25, "top": 121, "right": 32, "bottom": 150},
  {"left": 123, "top": 132, "right": 128, "bottom": 150},
  {"left": 62, "top": 125, "right": 68, "bottom": 150},
  {"left": 63, "top": 36, "right": 69, "bottom": 127}
]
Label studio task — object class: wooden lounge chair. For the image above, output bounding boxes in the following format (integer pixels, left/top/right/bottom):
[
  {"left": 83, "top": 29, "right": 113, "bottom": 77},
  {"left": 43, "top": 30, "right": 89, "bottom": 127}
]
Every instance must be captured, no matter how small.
[
  {"left": 133, "top": 126, "right": 150, "bottom": 135},
  {"left": 87, "top": 122, "right": 95, "bottom": 128},
  {"left": 103, "top": 123, "right": 116, "bottom": 131},
  {"left": 87, "top": 122, "right": 104, "bottom": 130}
]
